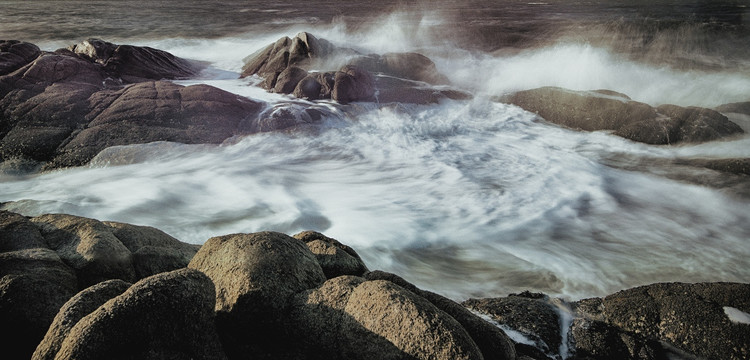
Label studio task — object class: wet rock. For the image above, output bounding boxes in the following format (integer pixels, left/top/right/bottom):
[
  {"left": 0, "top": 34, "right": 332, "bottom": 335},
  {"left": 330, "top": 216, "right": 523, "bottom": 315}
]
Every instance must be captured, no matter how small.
[
  {"left": 293, "top": 230, "right": 369, "bottom": 278},
  {"left": 187, "top": 231, "right": 325, "bottom": 359},
  {"left": 0, "top": 210, "right": 46, "bottom": 252},
  {"left": 504, "top": 87, "right": 743, "bottom": 144},
  {"left": 569, "top": 318, "right": 664, "bottom": 360},
  {"left": 675, "top": 157, "right": 750, "bottom": 176},
  {"left": 31, "top": 214, "right": 137, "bottom": 287},
  {"left": 272, "top": 66, "right": 308, "bottom": 94},
  {"left": 53, "top": 268, "right": 226, "bottom": 360},
  {"left": 601, "top": 282, "right": 750, "bottom": 360},
  {"left": 350, "top": 52, "right": 449, "bottom": 85},
  {"left": 374, "top": 75, "right": 472, "bottom": 104},
  {"left": 364, "top": 270, "right": 516, "bottom": 360},
  {"left": 0, "top": 40, "right": 42, "bottom": 76},
  {"left": 241, "top": 31, "right": 334, "bottom": 79},
  {"left": 68, "top": 38, "right": 202, "bottom": 82},
  {"left": 289, "top": 276, "right": 484, "bottom": 360},
  {"left": 332, "top": 65, "right": 376, "bottom": 104},
  {"left": 32, "top": 279, "right": 131, "bottom": 360},
  {"left": 292, "top": 72, "right": 335, "bottom": 100},
  {"left": 463, "top": 294, "right": 563, "bottom": 356},
  {"left": 251, "top": 102, "right": 330, "bottom": 133},
  {"left": 716, "top": 101, "right": 750, "bottom": 116},
  {"left": 0, "top": 248, "right": 77, "bottom": 360}
]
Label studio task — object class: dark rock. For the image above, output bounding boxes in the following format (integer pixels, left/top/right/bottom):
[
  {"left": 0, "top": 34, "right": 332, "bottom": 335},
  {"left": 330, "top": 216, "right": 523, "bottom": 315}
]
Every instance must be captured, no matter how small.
[
  {"left": 68, "top": 38, "right": 202, "bottom": 82},
  {"left": 569, "top": 318, "right": 664, "bottom": 360},
  {"left": 0, "top": 248, "right": 77, "bottom": 360},
  {"left": 31, "top": 214, "right": 136, "bottom": 287},
  {"left": 293, "top": 230, "right": 369, "bottom": 278},
  {"left": 504, "top": 87, "right": 744, "bottom": 144},
  {"left": 365, "top": 270, "right": 516, "bottom": 360},
  {"left": 48, "top": 81, "right": 264, "bottom": 168},
  {"left": 0, "top": 210, "right": 46, "bottom": 252},
  {"left": 251, "top": 102, "right": 330, "bottom": 133},
  {"left": 241, "top": 32, "right": 334, "bottom": 79},
  {"left": 350, "top": 52, "right": 449, "bottom": 85},
  {"left": 374, "top": 75, "right": 472, "bottom": 104},
  {"left": 0, "top": 40, "right": 42, "bottom": 76},
  {"left": 292, "top": 72, "right": 335, "bottom": 100},
  {"left": 32, "top": 279, "right": 131, "bottom": 360},
  {"left": 187, "top": 231, "right": 325, "bottom": 359},
  {"left": 289, "top": 276, "right": 484, "bottom": 360},
  {"left": 52, "top": 268, "right": 226, "bottom": 360},
  {"left": 272, "top": 66, "right": 308, "bottom": 94},
  {"left": 601, "top": 282, "right": 750, "bottom": 360},
  {"left": 463, "top": 295, "right": 563, "bottom": 356},
  {"left": 716, "top": 101, "right": 750, "bottom": 116},
  {"left": 675, "top": 157, "right": 750, "bottom": 176},
  {"left": 332, "top": 65, "right": 376, "bottom": 104}
]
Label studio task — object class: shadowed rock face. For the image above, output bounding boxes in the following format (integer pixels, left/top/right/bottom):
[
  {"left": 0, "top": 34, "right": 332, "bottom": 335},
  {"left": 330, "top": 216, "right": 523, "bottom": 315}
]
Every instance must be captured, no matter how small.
[
  {"left": 504, "top": 86, "right": 744, "bottom": 145},
  {"left": 0, "top": 40, "right": 42, "bottom": 75}
]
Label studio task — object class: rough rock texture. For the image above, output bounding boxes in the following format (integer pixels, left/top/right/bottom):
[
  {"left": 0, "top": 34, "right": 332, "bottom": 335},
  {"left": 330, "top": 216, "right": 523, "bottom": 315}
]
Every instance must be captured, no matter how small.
[
  {"left": 293, "top": 230, "right": 369, "bottom": 278},
  {"left": 0, "top": 248, "right": 77, "bottom": 359},
  {"left": 53, "top": 268, "right": 226, "bottom": 360},
  {"left": 292, "top": 72, "right": 335, "bottom": 100},
  {"left": 0, "top": 40, "right": 42, "bottom": 75},
  {"left": 600, "top": 282, "right": 750, "bottom": 360},
  {"left": 365, "top": 270, "right": 516, "bottom": 360},
  {"left": 0, "top": 40, "right": 265, "bottom": 169},
  {"left": 463, "top": 293, "right": 563, "bottom": 356},
  {"left": 332, "top": 65, "right": 376, "bottom": 104},
  {"left": 188, "top": 231, "right": 326, "bottom": 359},
  {"left": 504, "top": 87, "right": 743, "bottom": 144},
  {"left": 0, "top": 210, "right": 46, "bottom": 252},
  {"left": 241, "top": 32, "right": 334, "bottom": 80},
  {"left": 32, "top": 279, "right": 131, "bottom": 360},
  {"left": 289, "top": 276, "right": 485, "bottom": 360},
  {"left": 569, "top": 318, "right": 664, "bottom": 360}
]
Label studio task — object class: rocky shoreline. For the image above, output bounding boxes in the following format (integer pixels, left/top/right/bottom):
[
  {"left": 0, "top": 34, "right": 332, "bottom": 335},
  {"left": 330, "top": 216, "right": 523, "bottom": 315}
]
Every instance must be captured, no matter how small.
[{"left": 1, "top": 210, "right": 748, "bottom": 360}]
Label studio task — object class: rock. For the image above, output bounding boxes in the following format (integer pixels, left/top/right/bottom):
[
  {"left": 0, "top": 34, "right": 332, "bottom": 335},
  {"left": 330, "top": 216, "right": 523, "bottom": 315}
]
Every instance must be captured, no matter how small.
[
  {"left": 332, "top": 65, "right": 376, "bottom": 104},
  {"left": 569, "top": 318, "right": 664, "bottom": 360},
  {"left": 32, "top": 279, "right": 131, "bottom": 360},
  {"left": 187, "top": 231, "right": 325, "bottom": 358},
  {"left": 292, "top": 72, "right": 335, "bottom": 100},
  {"left": 0, "top": 40, "right": 42, "bottom": 76},
  {"left": 272, "top": 66, "right": 308, "bottom": 94},
  {"left": 504, "top": 87, "right": 744, "bottom": 144},
  {"left": 251, "top": 102, "right": 329, "bottom": 133},
  {"left": 374, "top": 75, "right": 472, "bottom": 104},
  {"left": 241, "top": 32, "right": 334, "bottom": 79},
  {"left": 31, "top": 214, "right": 136, "bottom": 287},
  {"left": 463, "top": 294, "right": 563, "bottom": 356},
  {"left": 68, "top": 38, "right": 202, "bottom": 82},
  {"left": 52, "top": 268, "right": 226, "bottom": 360},
  {"left": 103, "top": 221, "right": 199, "bottom": 279},
  {"left": 716, "top": 101, "right": 750, "bottom": 116},
  {"left": 674, "top": 157, "right": 750, "bottom": 176},
  {"left": 289, "top": 276, "right": 484, "bottom": 359},
  {"left": 350, "top": 52, "right": 449, "bottom": 85},
  {"left": 0, "top": 210, "right": 46, "bottom": 252},
  {"left": 293, "top": 231, "right": 369, "bottom": 278},
  {"left": 601, "top": 282, "right": 750, "bottom": 360},
  {"left": 365, "top": 270, "right": 516, "bottom": 360},
  {"left": 48, "top": 81, "right": 264, "bottom": 168},
  {"left": 0, "top": 248, "right": 77, "bottom": 360}
]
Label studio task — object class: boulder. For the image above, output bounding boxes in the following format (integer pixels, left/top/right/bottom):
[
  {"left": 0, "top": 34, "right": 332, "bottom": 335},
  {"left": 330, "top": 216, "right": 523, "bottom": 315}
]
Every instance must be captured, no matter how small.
[
  {"left": 716, "top": 101, "right": 750, "bottom": 116},
  {"left": 463, "top": 293, "right": 563, "bottom": 356},
  {"left": 31, "top": 214, "right": 136, "bottom": 287},
  {"left": 332, "top": 65, "right": 376, "bottom": 104},
  {"left": 68, "top": 38, "right": 202, "bottom": 82},
  {"left": 289, "top": 276, "right": 484, "bottom": 359},
  {"left": 601, "top": 282, "right": 750, "bottom": 360},
  {"left": 0, "top": 248, "right": 77, "bottom": 359},
  {"left": 374, "top": 75, "right": 472, "bottom": 104},
  {"left": 504, "top": 87, "right": 744, "bottom": 144},
  {"left": 32, "top": 279, "right": 131, "bottom": 360},
  {"left": 251, "top": 102, "right": 329, "bottom": 133},
  {"left": 0, "top": 210, "right": 46, "bottom": 252},
  {"left": 241, "top": 32, "right": 334, "bottom": 79},
  {"left": 187, "top": 231, "right": 325, "bottom": 358},
  {"left": 292, "top": 72, "right": 335, "bottom": 100},
  {"left": 52, "top": 268, "right": 226, "bottom": 360},
  {"left": 350, "top": 52, "right": 449, "bottom": 85},
  {"left": 0, "top": 40, "right": 42, "bottom": 75},
  {"left": 569, "top": 318, "right": 664, "bottom": 360},
  {"left": 293, "top": 231, "right": 369, "bottom": 278},
  {"left": 272, "top": 66, "right": 309, "bottom": 94}
]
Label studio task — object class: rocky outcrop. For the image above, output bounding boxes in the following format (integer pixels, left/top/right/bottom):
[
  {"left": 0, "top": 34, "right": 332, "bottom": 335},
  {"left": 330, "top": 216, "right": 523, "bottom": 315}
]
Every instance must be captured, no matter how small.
[
  {"left": 349, "top": 52, "right": 450, "bottom": 85},
  {"left": 53, "top": 268, "right": 225, "bottom": 360},
  {"left": 0, "top": 40, "right": 265, "bottom": 170},
  {"left": 0, "top": 40, "right": 42, "bottom": 75},
  {"left": 504, "top": 87, "right": 744, "bottom": 145},
  {"left": 293, "top": 230, "right": 369, "bottom": 278}
]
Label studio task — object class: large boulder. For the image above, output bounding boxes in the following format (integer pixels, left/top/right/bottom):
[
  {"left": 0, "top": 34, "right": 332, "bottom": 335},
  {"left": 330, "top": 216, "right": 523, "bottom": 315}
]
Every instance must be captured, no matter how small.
[
  {"left": 292, "top": 72, "right": 335, "bottom": 100},
  {"left": 187, "top": 231, "right": 326, "bottom": 358},
  {"left": 349, "top": 52, "right": 449, "bottom": 85},
  {"left": 68, "top": 38, "right": 202, "bottom": 82},
  {"left": 504, "top": 87, "right": 743, "bottom": 144},
  {"left": 0, "top": 210, "right": 46, "bottom": 252},
  {"left": 0, "top": 248, "right": 77, "bottom": 360},
  {"left": 600, "top": 282, "right": 750, "bottom": 360},
  {"left": 293, "top": 230, "right": 369, "bottom": 279},
  {"left": 32, "top": 279, "right": 131, "bottom": 360},
  {"left": 568, "top": 317, "right": 664, "bottom": 360},
  {"left": 374, "top": 76, "right": 472, "bottom": 104},
  {"left": 0, "top": 40, "right": 42, "bottom": 76},
  {"left": 289, "top": 276, "right": 485, "bottom": 360},
  {"left": 52, "top": 268, "right": 226, "bottom": 360},
  {"left": 332, "top": 65, "right": 376, "bottom": 104},
  {"left": 241, "top": 31, "right": 334, "bottom": 80}
]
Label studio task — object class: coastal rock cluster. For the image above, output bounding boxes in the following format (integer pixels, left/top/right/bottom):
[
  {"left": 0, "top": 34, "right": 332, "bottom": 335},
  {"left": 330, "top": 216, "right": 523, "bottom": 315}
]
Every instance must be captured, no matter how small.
[{"left": 1, "top": 210, "right": 748, "bottom": 359}]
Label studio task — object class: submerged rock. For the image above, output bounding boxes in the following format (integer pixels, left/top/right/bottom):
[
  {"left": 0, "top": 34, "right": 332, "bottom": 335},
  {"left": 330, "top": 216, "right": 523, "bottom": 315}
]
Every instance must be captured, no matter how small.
[{"left": 504, "top": 86, "right": 743, "bottom": 145}]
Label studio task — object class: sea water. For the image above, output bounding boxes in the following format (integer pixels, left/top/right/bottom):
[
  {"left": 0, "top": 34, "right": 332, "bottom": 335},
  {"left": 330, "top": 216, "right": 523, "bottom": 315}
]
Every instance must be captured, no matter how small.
[{"left": 1, "top": 0, "right": 749, "bottom": 300}]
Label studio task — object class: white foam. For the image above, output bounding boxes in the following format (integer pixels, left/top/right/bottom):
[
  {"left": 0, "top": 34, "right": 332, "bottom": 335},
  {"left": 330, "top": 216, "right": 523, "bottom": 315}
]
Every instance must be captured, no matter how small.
[{"left": 724, "top": 307, "right": 750, "bottom": 325}]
